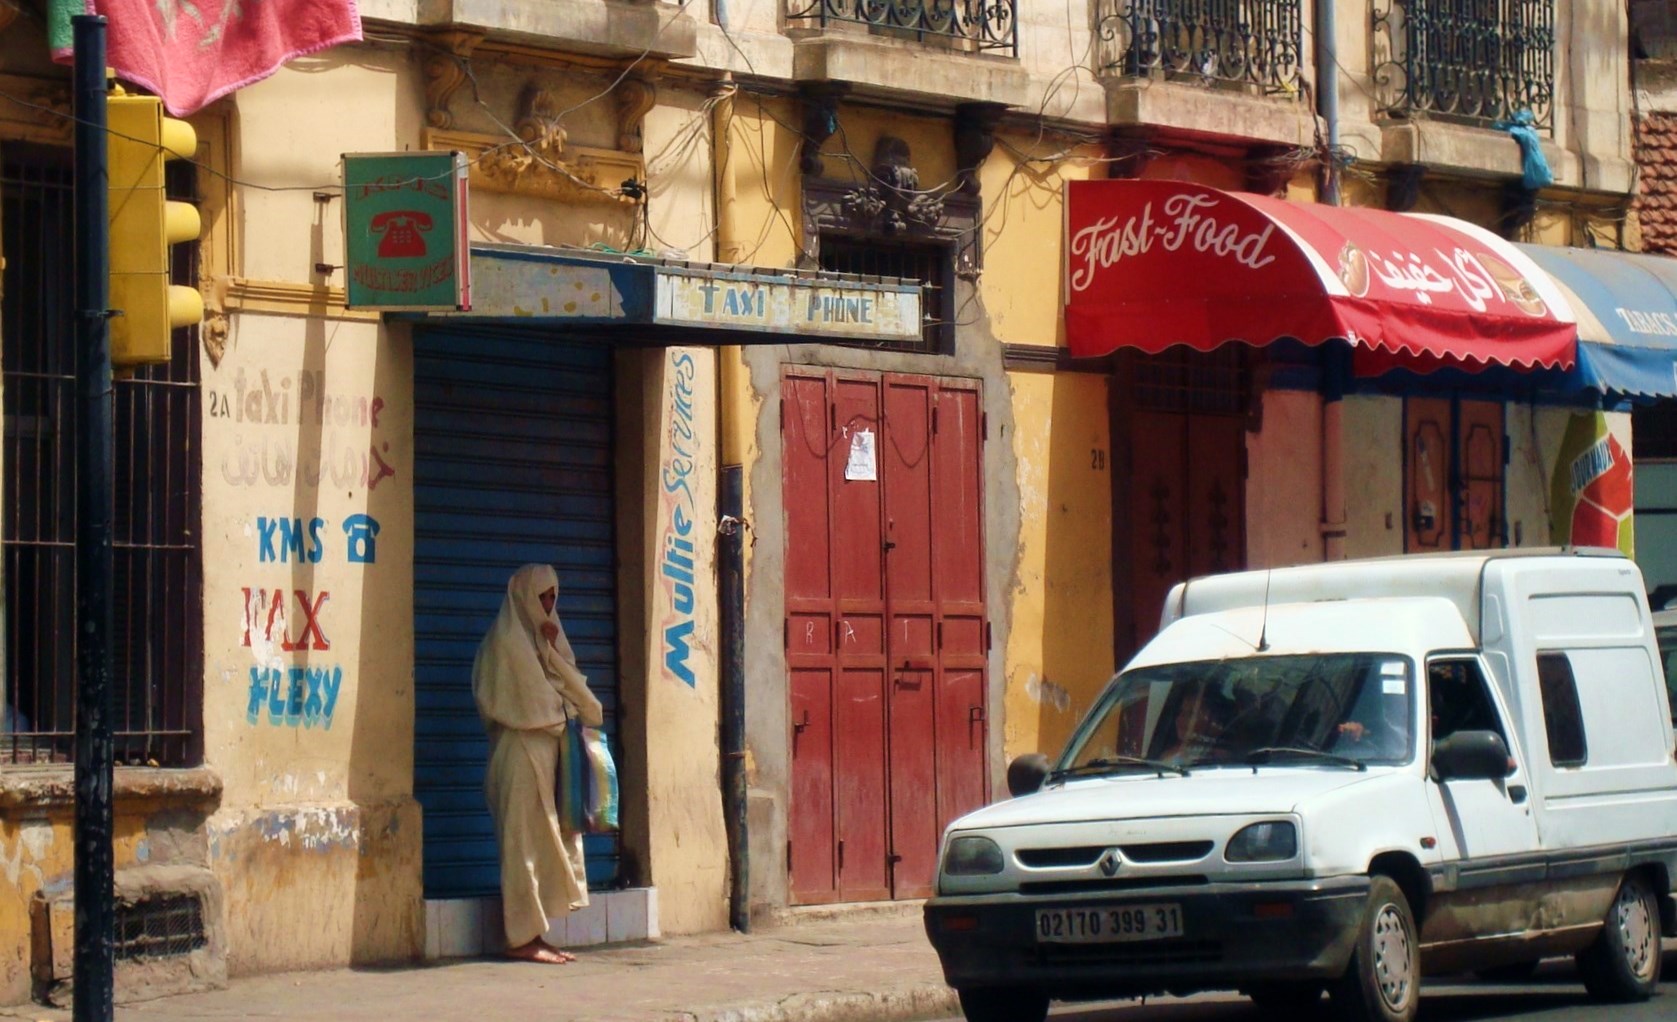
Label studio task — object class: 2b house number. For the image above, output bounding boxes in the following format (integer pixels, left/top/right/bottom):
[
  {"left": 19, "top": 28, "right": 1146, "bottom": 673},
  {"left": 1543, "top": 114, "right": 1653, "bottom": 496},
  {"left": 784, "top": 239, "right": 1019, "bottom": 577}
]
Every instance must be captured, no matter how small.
[{"left": 1091, "top": 448, "right": 1107, "bottom": 471}]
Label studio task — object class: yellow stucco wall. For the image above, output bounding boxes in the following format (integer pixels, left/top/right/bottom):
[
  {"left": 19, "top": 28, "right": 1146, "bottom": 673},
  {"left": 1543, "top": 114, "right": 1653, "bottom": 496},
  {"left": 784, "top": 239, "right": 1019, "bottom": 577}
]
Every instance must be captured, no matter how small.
[
  {"left": 1002, "top": 372, "right": 1114, "bottom": 760},
  {"left": 639, "top": 347, "right": 729, "bottom": 935},
  {"left": 974, "top": 135, "right": 1117, "bottom": 761}
]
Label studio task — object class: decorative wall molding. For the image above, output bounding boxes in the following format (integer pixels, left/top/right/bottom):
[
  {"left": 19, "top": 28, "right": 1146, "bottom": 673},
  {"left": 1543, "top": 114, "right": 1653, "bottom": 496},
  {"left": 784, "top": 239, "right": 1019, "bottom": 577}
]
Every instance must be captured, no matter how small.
[
  {"left": 954, "top": 102, "right": 1008, "bottom": 197},
  {"left": 423, "top": 126, "right": 642, "bottom": 204},
  {"left": 616, "top": 73, "right": 657, "bottom": 154},
  {"left": 1001, "top": 344, "right": 1112, "bottom": 373},
  {"left": 220, "top": 277, "right": 377, "bottom": 321},
  {"left": 422, "top": 29, "right": 486, "bottom": 131},
  {"left": 803, "top": 131, "right": 981, "bottom": 278}
]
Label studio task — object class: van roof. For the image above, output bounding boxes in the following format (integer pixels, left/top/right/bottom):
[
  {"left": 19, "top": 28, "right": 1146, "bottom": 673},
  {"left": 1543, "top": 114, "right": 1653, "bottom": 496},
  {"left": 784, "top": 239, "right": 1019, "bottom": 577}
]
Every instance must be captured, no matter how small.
[{"left": 1163, "top": 547, "right": 1631, "bottom": 642}]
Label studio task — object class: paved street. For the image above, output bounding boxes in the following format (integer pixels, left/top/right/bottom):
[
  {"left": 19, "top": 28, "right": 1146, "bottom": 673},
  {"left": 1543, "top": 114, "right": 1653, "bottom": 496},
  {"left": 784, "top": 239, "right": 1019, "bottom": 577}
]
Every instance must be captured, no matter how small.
[{"left": 942, "top": 951, "right": 1677, "bottom": 1022}]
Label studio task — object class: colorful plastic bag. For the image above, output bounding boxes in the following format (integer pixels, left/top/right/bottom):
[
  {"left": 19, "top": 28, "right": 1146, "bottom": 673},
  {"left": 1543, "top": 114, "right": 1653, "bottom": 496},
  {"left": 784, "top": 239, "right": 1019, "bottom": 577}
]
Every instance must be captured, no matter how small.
[
  {"left": 580, "top": 726, "right": 619, "bottom": 834},
  {"left": 557, "top": 717, "right": 590, "bottom": 834},
  {"left": 557, "top": 717, "right": 619, "bottom": 834}
]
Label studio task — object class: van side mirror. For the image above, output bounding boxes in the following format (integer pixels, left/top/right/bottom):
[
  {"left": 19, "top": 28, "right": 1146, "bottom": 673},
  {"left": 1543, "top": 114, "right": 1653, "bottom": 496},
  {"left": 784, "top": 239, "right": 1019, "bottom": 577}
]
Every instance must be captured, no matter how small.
[
  {"left": 1007, "top": 753, "right": 1051, "bottom": 797},
  {"left": 1431, "top": 730, "right": 1514, "bottom": 781}
]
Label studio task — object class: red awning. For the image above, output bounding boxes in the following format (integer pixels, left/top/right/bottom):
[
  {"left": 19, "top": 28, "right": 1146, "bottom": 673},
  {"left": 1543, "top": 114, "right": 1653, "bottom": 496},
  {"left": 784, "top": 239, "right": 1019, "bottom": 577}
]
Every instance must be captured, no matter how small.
[{"left": 1064, "top": 181, "right": 1576, "bottom": 374}]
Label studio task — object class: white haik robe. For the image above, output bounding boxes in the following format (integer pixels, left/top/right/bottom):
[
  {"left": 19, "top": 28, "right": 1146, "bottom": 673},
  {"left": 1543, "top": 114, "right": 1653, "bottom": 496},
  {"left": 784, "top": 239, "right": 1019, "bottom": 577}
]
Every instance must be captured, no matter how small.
[{"left": 472, "top": 563, "right": 604, "bottom": 948}]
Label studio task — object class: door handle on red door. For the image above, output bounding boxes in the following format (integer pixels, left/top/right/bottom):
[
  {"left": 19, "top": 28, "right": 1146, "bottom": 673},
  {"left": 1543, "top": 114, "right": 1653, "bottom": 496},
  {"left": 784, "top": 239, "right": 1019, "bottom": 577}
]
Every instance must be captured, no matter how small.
[
  {"left": 793, "top": 710, "right": 811, "bottom": 734},
  {"left": 969, "top": 706, "right": 986, "bottom": 726}
]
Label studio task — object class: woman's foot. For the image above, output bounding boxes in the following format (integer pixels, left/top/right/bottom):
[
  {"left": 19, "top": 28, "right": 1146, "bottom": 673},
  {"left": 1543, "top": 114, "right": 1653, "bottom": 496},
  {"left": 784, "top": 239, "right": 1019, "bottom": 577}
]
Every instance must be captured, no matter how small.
[{"left": 506, "top": 939, "right": 575, "bottom": 964}]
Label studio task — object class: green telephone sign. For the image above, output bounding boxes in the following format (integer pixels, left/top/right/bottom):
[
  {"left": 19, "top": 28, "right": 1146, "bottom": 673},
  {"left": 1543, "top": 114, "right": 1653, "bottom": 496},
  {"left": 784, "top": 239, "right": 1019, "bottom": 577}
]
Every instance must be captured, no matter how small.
[{"left": 343, "top": 152, "right": 471, "bottom": 311}]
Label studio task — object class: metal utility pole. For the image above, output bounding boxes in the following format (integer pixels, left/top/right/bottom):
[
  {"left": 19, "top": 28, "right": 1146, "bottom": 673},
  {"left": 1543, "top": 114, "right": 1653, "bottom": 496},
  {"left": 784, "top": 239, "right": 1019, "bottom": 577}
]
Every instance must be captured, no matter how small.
[{"left": 71, "top": 15, "right": 117, "bottom": 1022}]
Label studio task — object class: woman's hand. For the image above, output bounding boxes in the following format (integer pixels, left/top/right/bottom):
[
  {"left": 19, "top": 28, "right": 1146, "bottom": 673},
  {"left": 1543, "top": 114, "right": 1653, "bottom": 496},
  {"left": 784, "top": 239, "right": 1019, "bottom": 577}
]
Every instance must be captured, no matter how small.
[{"left": 540, "top": 621, "right": 559, "bottom": 646}]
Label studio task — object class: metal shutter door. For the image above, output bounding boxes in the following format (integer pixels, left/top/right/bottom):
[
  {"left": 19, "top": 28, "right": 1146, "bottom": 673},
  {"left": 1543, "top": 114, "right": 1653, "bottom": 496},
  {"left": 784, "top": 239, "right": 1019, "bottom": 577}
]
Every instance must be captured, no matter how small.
[{"left": 414, "top": 327, "right": 620, "bottom": 898}]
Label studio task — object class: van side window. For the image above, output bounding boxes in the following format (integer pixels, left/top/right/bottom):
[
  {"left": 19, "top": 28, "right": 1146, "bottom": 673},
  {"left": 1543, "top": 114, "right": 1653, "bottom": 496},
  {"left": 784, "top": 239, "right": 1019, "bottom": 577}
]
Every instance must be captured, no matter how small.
[
  {"left": 1535, "top": 652, "right": 1588, "bottom": 767},
  {"left": 1427, "top": 659, "right": 1506, "bottom": 744}
]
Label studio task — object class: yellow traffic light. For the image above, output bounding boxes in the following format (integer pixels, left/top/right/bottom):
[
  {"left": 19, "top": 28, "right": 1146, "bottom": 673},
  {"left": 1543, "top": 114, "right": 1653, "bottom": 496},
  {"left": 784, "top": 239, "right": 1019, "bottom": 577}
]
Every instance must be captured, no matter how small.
[{"left": 107, "top": 93, "right": 203, "bottom": 367}]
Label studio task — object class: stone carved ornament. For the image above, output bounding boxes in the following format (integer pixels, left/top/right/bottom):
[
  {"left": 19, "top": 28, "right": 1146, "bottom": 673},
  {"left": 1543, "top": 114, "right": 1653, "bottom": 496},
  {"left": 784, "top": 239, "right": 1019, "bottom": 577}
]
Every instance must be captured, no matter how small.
[{"left": 842, "top": 136, "right": 944, "bottom": 234}]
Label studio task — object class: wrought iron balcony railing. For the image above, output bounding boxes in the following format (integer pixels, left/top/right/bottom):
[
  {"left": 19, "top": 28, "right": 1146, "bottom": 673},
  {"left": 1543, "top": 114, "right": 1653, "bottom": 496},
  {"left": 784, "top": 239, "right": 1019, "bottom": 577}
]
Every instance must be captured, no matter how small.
[
  {"left": 785, "top": 0, "right": 1018, "bottom": 57},
  {"left": 1373, "top": 0, "right": 1554, "bottom": 130},
  {"left": 1094, "top": 0, "right": 1303, "bottom": 95}
]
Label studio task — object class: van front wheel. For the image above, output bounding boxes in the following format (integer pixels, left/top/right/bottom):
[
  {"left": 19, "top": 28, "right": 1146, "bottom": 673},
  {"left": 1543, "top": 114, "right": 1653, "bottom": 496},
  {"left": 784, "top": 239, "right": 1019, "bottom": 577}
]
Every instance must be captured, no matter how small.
[
  {"left": 1330, "top": 875, "right": 1419, "bottom": 1022},
  {"left": 1577, "top": 874, "right": 1661, "bottom": 1002},
  {"left": 956, "top": 986, "right": 1048, "bottom": 1022}
]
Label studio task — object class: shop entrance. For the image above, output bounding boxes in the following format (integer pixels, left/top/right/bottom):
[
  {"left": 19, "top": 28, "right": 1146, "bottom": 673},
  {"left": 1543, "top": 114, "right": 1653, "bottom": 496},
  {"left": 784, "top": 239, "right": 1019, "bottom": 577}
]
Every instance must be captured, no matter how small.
[
  {"left": 1404, "top": 397, "right": 1506, "bottom": 552},
  {"left": 1112, "top": 348, "right": 1250, "bottom": 664},
  {"left": 783, "top": 369, "right": 989, "bottom": 903},
  {"left": 412, "top": 327, "right": 621, "bottom": 898}
]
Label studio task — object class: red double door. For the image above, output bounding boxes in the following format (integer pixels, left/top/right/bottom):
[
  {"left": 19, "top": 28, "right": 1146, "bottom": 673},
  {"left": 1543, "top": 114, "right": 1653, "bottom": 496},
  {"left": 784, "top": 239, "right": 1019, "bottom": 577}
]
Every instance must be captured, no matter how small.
[{"left": 783, "top": 369, "right": 989, "bottom": 903}]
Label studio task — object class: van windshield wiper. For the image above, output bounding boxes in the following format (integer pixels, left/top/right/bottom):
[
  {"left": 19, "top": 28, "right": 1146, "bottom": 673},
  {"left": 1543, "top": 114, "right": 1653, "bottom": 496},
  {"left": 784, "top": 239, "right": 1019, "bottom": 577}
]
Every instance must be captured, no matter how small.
[
  {"left": 1244, "top": 746, "right": 1367, "bottom": 772},
  {"left": 1048, "top": 756, "right": 1191, "bottom": 781}
]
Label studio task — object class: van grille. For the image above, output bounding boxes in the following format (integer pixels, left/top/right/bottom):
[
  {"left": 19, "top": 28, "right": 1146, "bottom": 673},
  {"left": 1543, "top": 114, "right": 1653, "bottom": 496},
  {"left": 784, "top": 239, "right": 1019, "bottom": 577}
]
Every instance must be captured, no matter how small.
[
  {"left": 1019, "top": 875, "right": 1209, "bottom": 896},
  {"left": 1015, "top": 841, "right": 1214, "bottom": 870},
  {"left": 1016, "top": 846, "right": 1106, "bottom": 868}
]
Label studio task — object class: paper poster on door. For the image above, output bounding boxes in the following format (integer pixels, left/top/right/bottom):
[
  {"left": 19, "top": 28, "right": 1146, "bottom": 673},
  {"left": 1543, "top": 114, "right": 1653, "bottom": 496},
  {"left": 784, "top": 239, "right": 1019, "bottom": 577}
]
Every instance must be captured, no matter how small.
[{"left": 845, "top": 429, "right": 877, "bottom": 481}]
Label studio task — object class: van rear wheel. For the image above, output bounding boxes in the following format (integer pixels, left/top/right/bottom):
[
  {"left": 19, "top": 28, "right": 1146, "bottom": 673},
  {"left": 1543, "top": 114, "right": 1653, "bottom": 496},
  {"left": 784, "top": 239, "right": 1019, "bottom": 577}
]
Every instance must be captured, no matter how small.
[
  {"left": 1330, "top": 875, "right": 1419, "bottom": 1022},
  {"left": 1577, "top": 874, "right": 1660, "bottom": 1002},
  {"left": 956, "top": 986, "right": 1048, "bottom": 1022}
]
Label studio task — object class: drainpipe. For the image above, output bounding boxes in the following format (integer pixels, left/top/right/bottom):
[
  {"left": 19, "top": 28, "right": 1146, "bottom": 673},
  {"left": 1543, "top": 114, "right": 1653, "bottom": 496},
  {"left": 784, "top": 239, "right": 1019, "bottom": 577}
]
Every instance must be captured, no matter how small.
[
  {"left": 711, "top": 70, "right": 751, "bottom": 933},
  {"left": 1314, "top": 0, "right": 1346, "bottom": 559},
  {"left": 1315, "top": 0, "right": 1340, "bottom": 207}
]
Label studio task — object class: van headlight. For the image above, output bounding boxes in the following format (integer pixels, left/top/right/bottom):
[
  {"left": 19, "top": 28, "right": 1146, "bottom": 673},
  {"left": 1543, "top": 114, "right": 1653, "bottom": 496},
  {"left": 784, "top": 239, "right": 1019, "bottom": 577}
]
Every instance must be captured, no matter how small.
[
  {"left": 943, "top": 835, "right": 1005, "bottom": 875},
  {"left": 1225, "top": 821, "right": 1297, "bottom": 862}
]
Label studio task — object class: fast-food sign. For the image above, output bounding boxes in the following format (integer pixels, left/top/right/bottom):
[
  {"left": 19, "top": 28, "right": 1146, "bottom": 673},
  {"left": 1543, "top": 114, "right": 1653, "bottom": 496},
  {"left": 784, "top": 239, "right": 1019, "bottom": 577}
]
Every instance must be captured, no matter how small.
[{"left": 1063, "top": 180, "right": 1575, "bottom": 375}]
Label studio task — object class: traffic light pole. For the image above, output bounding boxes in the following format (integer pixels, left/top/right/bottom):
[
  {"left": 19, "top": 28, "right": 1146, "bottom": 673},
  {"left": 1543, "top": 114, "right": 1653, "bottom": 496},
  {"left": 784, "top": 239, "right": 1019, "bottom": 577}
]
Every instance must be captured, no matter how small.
[{"left": 71, "top": 15, "right": 117, "bottom": 1022}]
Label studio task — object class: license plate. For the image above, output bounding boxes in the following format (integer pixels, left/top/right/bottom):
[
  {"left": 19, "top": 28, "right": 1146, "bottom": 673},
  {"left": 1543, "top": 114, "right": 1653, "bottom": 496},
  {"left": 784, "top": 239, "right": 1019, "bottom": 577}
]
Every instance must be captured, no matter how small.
[{"left": 1035, "top": 904, "right": 1184, "bottom": 944}]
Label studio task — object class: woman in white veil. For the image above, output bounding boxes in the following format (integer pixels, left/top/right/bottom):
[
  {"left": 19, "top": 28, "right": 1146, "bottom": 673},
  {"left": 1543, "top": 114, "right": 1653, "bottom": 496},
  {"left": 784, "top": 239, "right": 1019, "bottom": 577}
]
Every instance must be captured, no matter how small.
[{"left": 472, "top": 563, "right": 603, "bottom": 963}]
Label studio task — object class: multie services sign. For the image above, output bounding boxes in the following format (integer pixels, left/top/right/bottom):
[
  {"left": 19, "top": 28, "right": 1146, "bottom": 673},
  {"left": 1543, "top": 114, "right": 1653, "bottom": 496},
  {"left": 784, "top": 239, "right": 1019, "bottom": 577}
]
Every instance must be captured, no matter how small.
[{"left": 343, "top": 152, "right": 471, "bottom": 311}]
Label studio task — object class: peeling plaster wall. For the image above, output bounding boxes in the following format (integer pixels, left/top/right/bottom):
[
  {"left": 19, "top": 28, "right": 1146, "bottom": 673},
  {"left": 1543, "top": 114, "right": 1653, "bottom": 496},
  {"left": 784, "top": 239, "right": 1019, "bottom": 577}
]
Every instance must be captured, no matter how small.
[
  {"left": 1247, "top": 390, "right": 1325, "bottom": 569},
  {"left": 733, "top": 106, "right": 1023, "bottom": 913},
  {"left": 1002, "top": 372, "right": 1113, "bottom": 761},
  {"left": 202, "top": 53, "right": 423, "bottom": 974}
]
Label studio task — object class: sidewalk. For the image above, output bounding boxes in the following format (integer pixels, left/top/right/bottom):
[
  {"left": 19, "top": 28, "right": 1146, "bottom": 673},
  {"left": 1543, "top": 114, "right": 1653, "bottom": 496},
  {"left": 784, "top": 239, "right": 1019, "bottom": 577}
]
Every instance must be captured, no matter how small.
[{"left": 0, "top": 912, "right": 959, "bottom": 1022}]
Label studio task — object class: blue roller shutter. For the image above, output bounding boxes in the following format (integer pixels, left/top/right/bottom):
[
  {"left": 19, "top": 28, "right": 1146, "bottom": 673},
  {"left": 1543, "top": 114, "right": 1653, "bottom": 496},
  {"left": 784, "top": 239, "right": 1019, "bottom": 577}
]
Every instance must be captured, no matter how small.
[{"left": 413, "top": 327, "right": 619, "bottom": 898}]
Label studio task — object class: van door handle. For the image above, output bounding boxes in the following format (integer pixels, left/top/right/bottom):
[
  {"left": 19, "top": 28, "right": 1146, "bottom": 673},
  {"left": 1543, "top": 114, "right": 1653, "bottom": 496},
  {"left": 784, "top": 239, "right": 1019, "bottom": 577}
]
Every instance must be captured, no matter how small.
[{"left": 1508, "top": 784, "right": 1527, "bottom": 804}]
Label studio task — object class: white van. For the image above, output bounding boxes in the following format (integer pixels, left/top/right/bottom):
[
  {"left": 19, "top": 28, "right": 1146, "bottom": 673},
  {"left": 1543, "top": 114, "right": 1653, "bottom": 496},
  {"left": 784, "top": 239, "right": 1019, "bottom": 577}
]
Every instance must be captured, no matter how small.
[{"left": 923, "top": 549, "right": 1677, "bottom": 1022}]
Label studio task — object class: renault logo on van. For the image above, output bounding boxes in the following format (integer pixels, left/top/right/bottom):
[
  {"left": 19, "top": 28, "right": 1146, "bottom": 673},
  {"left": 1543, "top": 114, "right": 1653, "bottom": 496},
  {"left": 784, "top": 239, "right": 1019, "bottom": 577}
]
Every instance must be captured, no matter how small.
[{"left": 1098, "top": 850, "right": 1121, "bottom": 877}]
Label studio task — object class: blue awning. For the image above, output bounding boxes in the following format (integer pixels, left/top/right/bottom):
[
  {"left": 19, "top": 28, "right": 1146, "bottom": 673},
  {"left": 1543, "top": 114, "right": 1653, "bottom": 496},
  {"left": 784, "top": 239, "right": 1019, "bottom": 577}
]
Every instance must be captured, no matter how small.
[{"left": 1515, "top": 244, "right": 1677, "bottom": 399}]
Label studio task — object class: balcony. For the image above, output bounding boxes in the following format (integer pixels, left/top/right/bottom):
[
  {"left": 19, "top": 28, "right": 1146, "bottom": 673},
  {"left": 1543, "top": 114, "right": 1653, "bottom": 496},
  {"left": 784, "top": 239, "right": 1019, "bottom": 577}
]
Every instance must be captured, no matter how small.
[
  {"left": 785, "top": 0, "right": 1019, "bottom": 57},
  {"left": 1373, "top": 0, "right": 1555, "bottom": 130},
  {"left": 1093, "top": 0, "right": 1303, "bottom": 95}
]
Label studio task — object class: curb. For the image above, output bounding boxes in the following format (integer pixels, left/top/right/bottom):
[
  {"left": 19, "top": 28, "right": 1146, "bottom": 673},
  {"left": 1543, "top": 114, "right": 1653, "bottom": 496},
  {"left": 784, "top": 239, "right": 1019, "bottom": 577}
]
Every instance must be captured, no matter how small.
[{"left": 676, "top": 983, "right": 959, "bottom": 1022}]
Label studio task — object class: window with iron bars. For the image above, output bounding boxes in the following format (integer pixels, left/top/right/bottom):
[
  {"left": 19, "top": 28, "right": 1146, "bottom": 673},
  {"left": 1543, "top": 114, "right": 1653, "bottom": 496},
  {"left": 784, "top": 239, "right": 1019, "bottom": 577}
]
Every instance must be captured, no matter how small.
[
  {"left": 1127, "top": 344, "right": 1251, "bottom": 417},
  {"left": 1, "top": 143, "right": 204, "bottom": 767},
  {"left": 1372, "top": 0, "right": 1555, "bottom": 130},
  {"left": 784, "top": 0, "right": 1018, "bottom": 57},
  {"left": 817, "top": 235, "right": 951, "bottom": 355},
  {"left": 1093, "top": 0, "right": 1304, "bottom": 95}
]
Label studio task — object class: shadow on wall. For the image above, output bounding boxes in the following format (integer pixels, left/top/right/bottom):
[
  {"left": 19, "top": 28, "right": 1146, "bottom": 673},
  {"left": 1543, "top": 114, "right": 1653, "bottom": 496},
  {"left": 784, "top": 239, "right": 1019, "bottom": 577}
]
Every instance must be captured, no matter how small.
[{"left": 346, "top": 320, "right": 422, "bottom": 964}]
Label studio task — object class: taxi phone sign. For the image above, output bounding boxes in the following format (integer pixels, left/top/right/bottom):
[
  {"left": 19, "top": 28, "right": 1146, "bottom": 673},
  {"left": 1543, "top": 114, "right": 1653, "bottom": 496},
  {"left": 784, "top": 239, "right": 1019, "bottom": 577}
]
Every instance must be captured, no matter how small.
[{"left": 343, "top": 152, "right": 471, "bottom": 310}]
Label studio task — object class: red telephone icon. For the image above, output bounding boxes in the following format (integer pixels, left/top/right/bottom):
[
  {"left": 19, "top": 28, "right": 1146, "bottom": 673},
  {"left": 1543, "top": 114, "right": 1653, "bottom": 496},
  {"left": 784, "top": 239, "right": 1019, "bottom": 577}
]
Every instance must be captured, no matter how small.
[{"left": 369, "top": 210, "right": 433, "bottom": 258}]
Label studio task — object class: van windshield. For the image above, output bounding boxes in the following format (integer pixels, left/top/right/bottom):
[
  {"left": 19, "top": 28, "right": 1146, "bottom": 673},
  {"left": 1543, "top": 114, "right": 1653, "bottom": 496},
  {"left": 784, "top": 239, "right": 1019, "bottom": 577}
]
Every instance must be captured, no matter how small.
[{"left": 1058, "top": 653, "right": 1416, "bottom": 774}]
